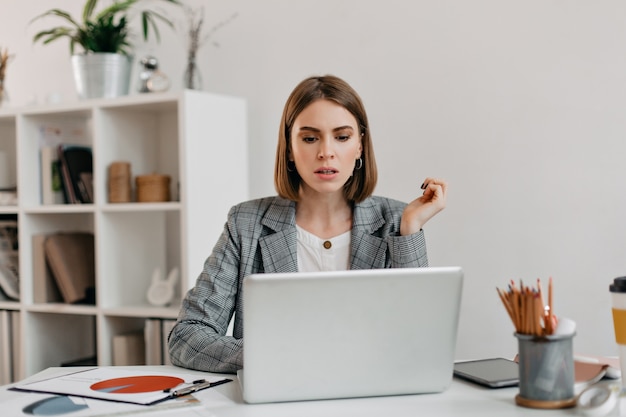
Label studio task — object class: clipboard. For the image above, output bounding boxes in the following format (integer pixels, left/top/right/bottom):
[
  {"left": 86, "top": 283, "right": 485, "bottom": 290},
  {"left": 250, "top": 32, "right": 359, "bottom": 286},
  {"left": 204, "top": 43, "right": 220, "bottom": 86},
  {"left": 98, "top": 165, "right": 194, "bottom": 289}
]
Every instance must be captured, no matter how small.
[{"left": 10, "top": 368, "right": 231, "bottom": 405}]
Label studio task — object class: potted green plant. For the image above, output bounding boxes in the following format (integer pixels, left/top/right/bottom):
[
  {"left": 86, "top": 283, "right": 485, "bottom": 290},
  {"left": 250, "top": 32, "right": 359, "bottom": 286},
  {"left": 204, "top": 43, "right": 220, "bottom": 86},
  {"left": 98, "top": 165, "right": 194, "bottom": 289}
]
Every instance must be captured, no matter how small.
[{"left": 31, "top": 0, "right": 180, "bottom": 99}]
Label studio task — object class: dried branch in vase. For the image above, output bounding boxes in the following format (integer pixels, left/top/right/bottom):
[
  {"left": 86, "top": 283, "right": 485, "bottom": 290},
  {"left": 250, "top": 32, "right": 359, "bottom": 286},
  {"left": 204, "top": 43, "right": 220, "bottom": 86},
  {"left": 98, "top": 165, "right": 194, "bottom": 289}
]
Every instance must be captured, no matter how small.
[
  {"left": 0, "top": 47, "right": 13, "bottom": 83},
  {"left": 0, "top": 47, "right": 14, "bottom": 104},
  {"left": 182, "top": 6, "right": 238, "bottom": 90}
]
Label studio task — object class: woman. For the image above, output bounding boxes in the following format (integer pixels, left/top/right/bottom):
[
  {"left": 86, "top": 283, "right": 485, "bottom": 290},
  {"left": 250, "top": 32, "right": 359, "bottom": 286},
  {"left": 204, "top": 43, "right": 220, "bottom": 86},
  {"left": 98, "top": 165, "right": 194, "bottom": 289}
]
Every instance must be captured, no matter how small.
[{"left": 168, "top": 75, "right": 448, "bottom": 374}]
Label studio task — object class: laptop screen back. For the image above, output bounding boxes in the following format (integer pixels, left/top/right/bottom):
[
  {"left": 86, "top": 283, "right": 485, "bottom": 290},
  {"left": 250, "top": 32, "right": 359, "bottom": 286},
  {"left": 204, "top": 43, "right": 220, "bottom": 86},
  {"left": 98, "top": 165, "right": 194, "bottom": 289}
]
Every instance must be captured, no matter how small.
[{"left": 241, "top": 266, "right": 464, "bottom": 403}]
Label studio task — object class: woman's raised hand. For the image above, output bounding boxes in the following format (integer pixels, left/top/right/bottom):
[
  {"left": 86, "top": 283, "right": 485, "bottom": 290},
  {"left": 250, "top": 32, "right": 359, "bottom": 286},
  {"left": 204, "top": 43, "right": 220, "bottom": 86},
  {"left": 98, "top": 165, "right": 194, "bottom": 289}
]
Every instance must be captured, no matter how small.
[{"left": 400, "top": 177, "right": 448, "bottom": 236}]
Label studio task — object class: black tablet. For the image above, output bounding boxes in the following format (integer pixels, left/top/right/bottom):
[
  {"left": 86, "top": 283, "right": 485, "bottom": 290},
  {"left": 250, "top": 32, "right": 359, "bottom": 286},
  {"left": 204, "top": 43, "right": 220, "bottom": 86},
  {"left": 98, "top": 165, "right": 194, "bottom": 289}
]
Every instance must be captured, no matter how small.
[{"left": 453, "top": 358, "right": 519, "bottom": 388}]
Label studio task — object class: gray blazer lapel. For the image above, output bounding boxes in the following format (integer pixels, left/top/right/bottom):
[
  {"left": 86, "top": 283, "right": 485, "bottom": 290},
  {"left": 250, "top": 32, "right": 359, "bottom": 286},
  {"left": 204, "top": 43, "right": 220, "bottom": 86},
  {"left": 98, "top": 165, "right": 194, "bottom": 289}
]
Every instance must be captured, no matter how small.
[
  {"left": 350, "top": 198, "right": 388, "bottom": 269},
  {"left": 259, "top": 199, "right": 298, "bottom": 273},
  {"left": 257, "top": 197, "right": 391, "bottom": 272}
]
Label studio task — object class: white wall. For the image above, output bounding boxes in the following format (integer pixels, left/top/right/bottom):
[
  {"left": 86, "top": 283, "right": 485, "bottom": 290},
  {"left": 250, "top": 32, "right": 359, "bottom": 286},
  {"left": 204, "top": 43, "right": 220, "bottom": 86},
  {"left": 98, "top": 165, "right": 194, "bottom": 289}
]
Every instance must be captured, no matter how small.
[{"left": 3, "top": 0, "right": 626, "bottom": 361}]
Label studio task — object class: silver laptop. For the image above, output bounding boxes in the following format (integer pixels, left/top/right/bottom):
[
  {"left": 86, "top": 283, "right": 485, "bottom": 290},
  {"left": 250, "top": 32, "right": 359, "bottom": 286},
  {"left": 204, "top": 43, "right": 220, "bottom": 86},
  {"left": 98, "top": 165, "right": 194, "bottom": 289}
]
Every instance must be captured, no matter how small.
[{"left": 239, "top": 266, "right": 464, "bottom": 404}]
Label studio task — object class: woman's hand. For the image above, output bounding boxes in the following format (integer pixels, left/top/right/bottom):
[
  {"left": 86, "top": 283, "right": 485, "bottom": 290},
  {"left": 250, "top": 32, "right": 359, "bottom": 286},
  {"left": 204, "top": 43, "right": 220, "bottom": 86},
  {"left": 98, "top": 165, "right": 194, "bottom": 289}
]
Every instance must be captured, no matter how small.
[{"left": 400, "top": 177, "right": 448, "bottom": 236}]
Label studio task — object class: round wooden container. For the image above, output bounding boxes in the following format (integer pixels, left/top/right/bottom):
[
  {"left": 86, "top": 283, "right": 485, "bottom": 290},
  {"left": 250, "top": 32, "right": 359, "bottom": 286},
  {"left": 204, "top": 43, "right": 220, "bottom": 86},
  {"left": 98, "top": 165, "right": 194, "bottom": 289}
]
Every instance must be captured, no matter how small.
[{"left": 136, "top": 174, "right": 170, "bottom": 202}]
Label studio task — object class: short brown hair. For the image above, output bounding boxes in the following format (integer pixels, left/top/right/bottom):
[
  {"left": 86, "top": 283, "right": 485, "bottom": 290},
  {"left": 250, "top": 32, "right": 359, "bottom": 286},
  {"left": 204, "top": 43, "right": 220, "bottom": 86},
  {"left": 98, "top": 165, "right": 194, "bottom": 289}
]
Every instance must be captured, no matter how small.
[{"left": 274, "top": 75, "right": 378, "bottom": 203}]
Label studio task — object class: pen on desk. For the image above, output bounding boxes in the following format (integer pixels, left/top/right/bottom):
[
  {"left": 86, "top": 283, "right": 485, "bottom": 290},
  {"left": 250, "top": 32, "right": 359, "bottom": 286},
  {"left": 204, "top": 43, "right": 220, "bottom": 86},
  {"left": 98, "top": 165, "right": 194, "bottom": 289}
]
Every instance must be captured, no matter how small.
[
  {"left": 163, "top": 379, "right": 206, "bottom": 393},
  {"left": 170, "top": 378, "right": 232, "bottom": 397}
]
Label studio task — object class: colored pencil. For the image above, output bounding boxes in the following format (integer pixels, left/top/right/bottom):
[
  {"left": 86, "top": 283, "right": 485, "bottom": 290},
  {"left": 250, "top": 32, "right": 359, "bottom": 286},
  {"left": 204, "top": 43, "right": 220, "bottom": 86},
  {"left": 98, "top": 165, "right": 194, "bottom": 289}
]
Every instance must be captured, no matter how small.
[{"left": 496, "top": 278, "right": 555, "bottom": 336}]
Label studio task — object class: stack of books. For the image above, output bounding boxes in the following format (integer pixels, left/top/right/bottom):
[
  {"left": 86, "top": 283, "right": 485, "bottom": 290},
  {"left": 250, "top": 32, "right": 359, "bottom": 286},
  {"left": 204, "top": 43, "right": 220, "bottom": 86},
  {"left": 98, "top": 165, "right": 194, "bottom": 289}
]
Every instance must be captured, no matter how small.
[{"left": 41, "top": 144, "right": 93, "bottom": 204}]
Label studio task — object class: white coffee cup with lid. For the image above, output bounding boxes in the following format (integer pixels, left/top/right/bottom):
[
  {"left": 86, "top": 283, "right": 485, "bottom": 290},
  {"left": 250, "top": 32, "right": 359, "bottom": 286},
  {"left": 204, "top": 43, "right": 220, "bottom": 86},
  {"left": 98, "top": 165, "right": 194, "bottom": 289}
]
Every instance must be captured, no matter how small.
[{"left": 609, "top": 277, "right": 626, "bottom": 388}]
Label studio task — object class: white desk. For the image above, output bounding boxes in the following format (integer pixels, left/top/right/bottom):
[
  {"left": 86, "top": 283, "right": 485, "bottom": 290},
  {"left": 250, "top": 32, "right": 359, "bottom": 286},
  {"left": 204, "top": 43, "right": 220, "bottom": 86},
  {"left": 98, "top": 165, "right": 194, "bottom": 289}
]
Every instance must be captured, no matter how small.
[{"left": 1, "top": 365, "right": 605, "bottom": 416}]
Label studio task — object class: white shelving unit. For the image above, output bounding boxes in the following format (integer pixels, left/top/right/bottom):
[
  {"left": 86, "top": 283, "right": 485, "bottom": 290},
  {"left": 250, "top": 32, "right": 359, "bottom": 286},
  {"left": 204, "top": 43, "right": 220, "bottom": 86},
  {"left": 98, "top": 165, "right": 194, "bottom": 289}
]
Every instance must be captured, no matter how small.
[{"left": 0, "top": 90, "right": 248, "bottom": 379}]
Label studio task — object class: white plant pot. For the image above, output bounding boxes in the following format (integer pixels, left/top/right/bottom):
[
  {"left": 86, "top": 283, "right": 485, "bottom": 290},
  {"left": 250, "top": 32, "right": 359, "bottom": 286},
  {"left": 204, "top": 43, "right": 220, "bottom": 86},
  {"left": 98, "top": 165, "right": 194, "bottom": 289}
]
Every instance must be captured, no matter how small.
[{"left": 71, "top": 53, "right": 133, "bottom": 100}]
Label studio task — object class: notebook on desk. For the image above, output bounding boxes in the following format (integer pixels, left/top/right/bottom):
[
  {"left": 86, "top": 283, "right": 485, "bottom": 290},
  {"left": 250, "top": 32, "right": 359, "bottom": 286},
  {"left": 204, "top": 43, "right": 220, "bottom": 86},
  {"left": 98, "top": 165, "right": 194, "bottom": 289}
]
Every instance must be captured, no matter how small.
[{"left": 239, "top": 266, "right": 464, "bottom": 404}]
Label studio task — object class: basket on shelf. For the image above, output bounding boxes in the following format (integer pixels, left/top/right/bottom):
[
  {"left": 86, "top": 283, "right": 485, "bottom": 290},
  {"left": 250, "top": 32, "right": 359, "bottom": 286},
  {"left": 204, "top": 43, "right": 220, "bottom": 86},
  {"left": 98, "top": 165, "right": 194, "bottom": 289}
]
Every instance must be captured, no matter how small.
[{"left": 136, "top": 174, "right": 170, "bottom": 202}]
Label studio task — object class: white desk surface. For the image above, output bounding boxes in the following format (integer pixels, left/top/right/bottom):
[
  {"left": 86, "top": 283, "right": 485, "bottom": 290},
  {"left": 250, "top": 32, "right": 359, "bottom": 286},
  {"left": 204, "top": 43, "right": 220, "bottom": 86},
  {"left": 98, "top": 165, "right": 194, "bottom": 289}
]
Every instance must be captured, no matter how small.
[{"left": 2, "top": 365, "right": 610, "bottom": 416}]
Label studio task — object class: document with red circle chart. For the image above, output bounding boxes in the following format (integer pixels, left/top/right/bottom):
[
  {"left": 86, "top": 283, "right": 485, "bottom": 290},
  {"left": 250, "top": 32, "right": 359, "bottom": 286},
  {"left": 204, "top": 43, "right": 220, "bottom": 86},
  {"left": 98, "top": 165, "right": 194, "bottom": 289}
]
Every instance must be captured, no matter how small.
[{"left": 11, "top": 368, "right": 231, "bottom": 405}]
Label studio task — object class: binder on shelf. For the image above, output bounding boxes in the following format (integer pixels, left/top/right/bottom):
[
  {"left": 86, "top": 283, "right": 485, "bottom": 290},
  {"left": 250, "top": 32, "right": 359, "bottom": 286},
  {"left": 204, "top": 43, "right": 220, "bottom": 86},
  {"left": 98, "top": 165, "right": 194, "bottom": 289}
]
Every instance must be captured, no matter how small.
[
  {"left": 112, "top": 332, "right": 146, "bottom": 366},
  {"left": 0, "top": 310, "right": 12, "bottom": 385},
  {"left": 144, "top": 318, "right": 163, "bottom": 365},
  {"left": 43, "top": 232, "right": 95, "bottom": 304},
  {"left": 10, "top": 310, "right": 21, "bottom": 382},
  {"left": 57, "top": 144, "right": 93, "bottom": 204},
  {"left": 142, "top": 318, "right": 177, "bottom": 365},
  {"left": 40, "top": 146, "right": 65, "bottom": 204},
  {"left": 32, "top": 234, "right": 63, "bottom": 303},
  {"left": 162, "top": 319, "right": 176, "bottom": 365}
]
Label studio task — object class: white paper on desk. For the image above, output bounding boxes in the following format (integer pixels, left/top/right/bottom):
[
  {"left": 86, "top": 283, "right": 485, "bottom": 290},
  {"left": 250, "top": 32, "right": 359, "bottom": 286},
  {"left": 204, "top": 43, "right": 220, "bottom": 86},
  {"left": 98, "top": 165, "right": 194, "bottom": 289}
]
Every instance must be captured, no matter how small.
[
  {"left": 0, "top": 389, "right": 202, "bottom": 417},
  {"left": 11, "top": 367, "right": 228, "bottom": 405}
]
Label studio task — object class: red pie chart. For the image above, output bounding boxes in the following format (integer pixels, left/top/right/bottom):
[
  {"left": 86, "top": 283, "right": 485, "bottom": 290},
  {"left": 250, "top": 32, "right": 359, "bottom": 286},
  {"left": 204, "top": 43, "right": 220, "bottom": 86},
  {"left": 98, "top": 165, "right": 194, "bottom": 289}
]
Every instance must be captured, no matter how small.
[{"left": 90, "top": 375, "right": 184, "bottom": 393}]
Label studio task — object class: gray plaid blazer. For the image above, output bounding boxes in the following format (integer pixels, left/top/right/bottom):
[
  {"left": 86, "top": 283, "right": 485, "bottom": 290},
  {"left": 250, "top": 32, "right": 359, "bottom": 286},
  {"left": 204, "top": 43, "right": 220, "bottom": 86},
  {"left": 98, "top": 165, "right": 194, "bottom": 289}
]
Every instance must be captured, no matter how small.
[{"left": 168, "top": 195, "right": 429, "bottom": 374}]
